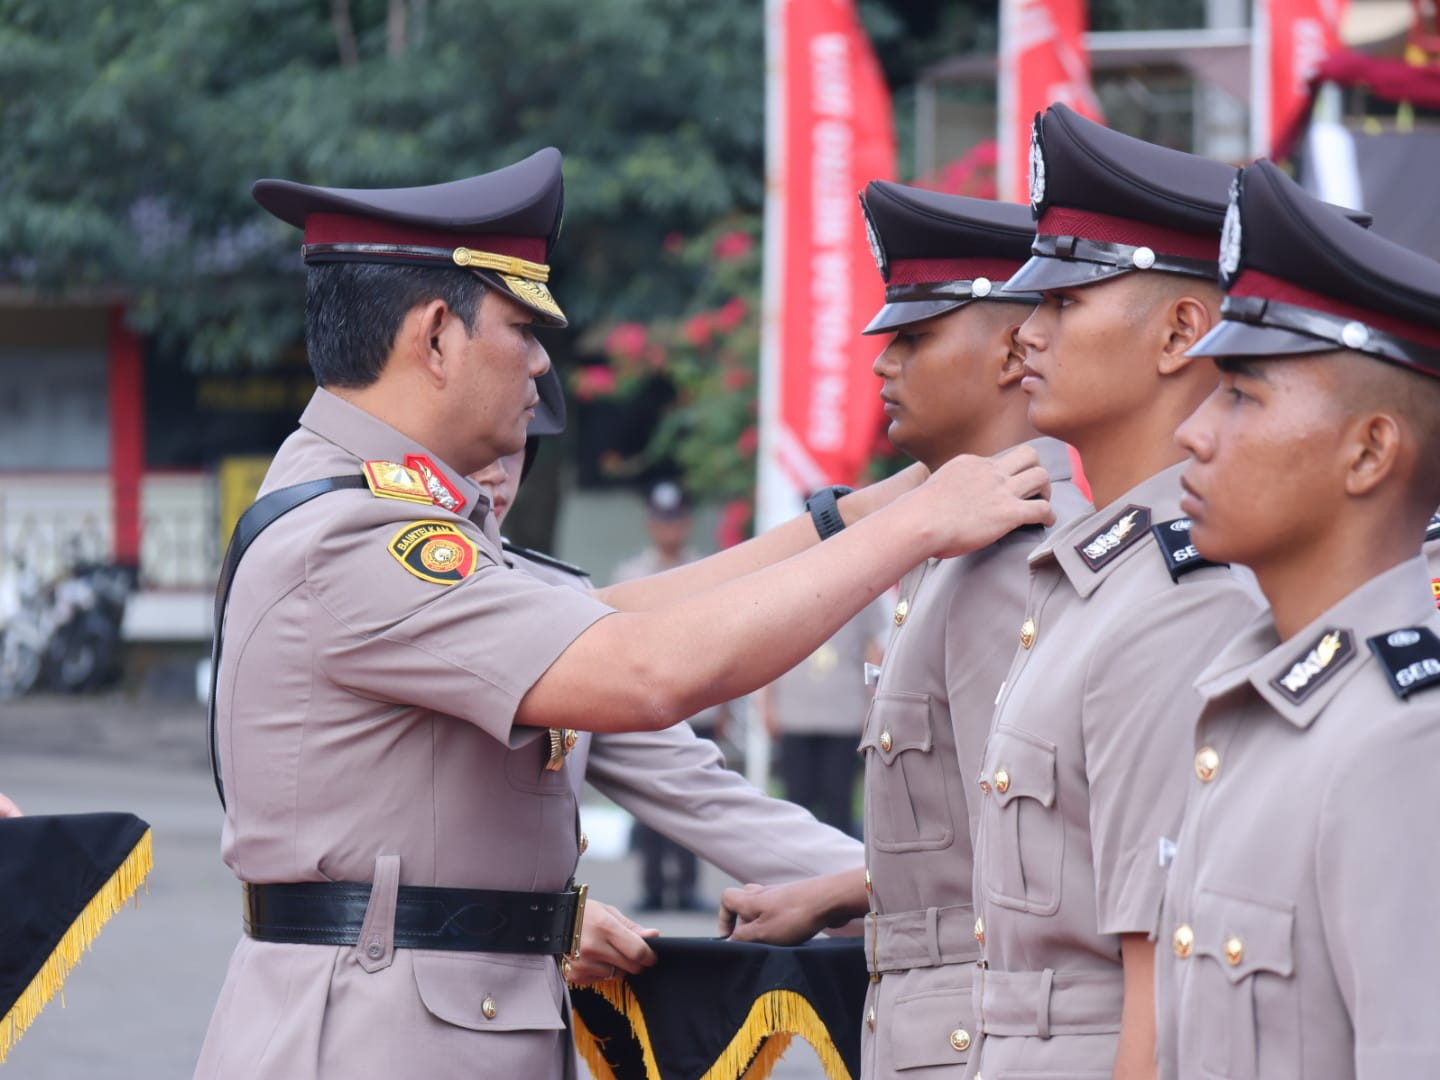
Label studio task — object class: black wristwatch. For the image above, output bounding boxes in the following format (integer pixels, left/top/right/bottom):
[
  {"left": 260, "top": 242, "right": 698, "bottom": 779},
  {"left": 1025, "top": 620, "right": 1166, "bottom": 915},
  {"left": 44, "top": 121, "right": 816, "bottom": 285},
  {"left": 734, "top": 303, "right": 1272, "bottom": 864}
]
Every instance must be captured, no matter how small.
[{"left": 805, "top": 485, "right": 854, "bottom": 540}]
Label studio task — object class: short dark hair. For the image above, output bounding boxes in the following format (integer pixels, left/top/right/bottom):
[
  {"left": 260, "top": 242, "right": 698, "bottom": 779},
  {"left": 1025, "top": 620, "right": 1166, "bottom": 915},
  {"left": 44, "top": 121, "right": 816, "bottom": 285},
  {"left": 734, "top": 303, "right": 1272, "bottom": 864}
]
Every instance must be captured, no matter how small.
[{"left": 304, "top": 263, "right": 487, "bottom": 387}]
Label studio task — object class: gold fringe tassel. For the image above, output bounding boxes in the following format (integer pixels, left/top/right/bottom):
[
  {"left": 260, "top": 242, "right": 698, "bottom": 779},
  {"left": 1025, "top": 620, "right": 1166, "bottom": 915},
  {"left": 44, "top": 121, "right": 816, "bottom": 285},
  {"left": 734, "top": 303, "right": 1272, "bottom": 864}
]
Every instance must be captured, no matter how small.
[
  {"left": 573, "top": 977, "right": 854, "bottom": 1080},
  {"left": 0, "top": 827, "right": 153, "bottom": 1064}
]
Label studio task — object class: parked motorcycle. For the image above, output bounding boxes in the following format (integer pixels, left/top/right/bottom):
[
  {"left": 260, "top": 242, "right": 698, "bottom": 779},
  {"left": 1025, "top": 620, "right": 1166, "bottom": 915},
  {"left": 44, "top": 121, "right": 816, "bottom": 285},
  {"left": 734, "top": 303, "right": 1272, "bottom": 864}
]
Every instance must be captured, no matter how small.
[{"left": 0, "top": 558, "right": 134, "bottom": 699}]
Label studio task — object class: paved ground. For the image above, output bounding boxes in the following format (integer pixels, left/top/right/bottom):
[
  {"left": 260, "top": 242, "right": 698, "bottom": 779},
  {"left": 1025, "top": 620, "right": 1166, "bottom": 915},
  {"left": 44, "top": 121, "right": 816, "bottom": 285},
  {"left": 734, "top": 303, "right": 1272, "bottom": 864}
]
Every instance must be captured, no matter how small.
[{"left": 0, "top": 692, "right": 830, "bottom": 1079}]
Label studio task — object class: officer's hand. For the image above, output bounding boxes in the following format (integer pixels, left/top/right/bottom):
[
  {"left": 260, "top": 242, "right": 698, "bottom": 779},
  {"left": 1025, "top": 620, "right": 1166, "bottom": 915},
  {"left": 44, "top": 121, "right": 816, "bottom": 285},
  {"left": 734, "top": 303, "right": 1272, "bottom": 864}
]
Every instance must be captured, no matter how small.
[
  {"left": 719, "top": 881, "right": 831, "bottom": 946},
  {"left": 563, "top": 899, "right": 658, "bottom": 986},
  {"left": 916, "top": 446, "right": 1053, "bottom": 560},
  {"left": 0, "top": 793, "right": 21, "bottom": 818}
]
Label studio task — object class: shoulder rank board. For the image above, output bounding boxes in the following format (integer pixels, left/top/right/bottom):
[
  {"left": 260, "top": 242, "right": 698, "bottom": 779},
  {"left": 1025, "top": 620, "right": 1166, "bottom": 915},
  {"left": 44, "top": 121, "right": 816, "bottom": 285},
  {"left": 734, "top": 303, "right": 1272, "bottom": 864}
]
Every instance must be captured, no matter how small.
[
  {"left": 501, "top": 539, "right": 590, "bottom": 580},
  {"left": 364, "top": 460, "right": 434, "bottom": 505},
  {"left": 1270, "top": 627, "right": 1354, "bottom": 704},
  {"left": 1366, "top": 626, "right": 1440, "bottom": 700},
  {"left": 1075, "top": 505, "right": 1151, "bottom": 571},
  {"left": 1150, "top": 517, "right": 1223, "bottom": 581},
  {"left": 388, "top": 520, "right": 481, "bottom": 584}
]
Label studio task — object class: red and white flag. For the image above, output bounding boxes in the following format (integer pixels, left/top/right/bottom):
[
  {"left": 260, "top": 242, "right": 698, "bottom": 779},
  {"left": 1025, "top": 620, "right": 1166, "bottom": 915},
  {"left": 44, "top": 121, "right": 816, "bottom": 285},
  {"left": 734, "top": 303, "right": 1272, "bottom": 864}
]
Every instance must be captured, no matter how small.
[
  {"left": 997, "top": 0, "right": 1103, "bottom": 204},
  {"left": 1256, "top": 0, "right": 1348, "bottom": 157},
  {"left": 758, "top": 0, "right": 896, "bottom": 530}
]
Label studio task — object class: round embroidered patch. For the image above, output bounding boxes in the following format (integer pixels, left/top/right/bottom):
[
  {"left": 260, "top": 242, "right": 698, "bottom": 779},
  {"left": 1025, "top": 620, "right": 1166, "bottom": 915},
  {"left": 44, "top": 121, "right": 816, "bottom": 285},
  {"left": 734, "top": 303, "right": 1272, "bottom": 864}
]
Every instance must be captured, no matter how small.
[{"left": 388, "top": 521, "right": 481, "bottom": 584}]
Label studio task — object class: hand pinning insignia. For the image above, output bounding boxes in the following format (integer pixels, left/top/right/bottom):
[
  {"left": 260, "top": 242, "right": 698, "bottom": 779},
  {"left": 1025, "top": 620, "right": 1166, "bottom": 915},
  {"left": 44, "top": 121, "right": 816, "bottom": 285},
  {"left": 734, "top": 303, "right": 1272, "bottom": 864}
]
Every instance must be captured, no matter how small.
[
  {"left": 1366, "top": 626, "right": 1440, "bottom": 700},
  {"left": 388, "top": 521, "right": 481, "bottom": 585},
  {"left": 1075, "top": 505, "right": 1151, "bottom": 571},
  {"left": 1270, "top": 628, "right": 1354, "bottom": 703}
]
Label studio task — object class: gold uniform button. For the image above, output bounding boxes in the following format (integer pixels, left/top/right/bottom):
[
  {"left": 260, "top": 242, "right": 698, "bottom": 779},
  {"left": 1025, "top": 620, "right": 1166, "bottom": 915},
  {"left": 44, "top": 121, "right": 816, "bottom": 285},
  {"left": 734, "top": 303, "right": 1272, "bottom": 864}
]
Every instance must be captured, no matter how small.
[
  {"left": 974, "top": 916, "right": 985, "bottom": 944},
  {"left": 978, "top": 778, "right": 991, "bottom": 794},
  {"left": 950, "top": 1028, "right": 972, "bottom": 1052},
  {"left": 879, "top": 731, "right": 893, "bottom": 752},
  {"left": 1195, "top": 746, "right": 1220, "bottom": 783},
  {"left": 864, "top": 868, "right": 873, "bottom": 893},
  {"left": 481, "top": 995, "right": 498, "bottom": 1019},
  {"left": 1224, "top": 936, "right": 1244, "bottom": 966},
  {"left": 994, "top": 768, "right": 1011, "bottom": 795},
  {"left": 1172, "top": 924, "right": 1194, "bottom": 959},
  {"left": 894, "top": 598, "right": 909, "bottom": 625},
  {"left": 563, "top": 728, "right": 579, "bottom": 752},
  {"left": 1020, "top": 616, "right": 1036, "bottom": 649},
  {"left": 578, "top": 831, "right": 589, "bottom": 855},
  {"left": 866, "top": 1006, "right": 876, "bottom": 1030}
]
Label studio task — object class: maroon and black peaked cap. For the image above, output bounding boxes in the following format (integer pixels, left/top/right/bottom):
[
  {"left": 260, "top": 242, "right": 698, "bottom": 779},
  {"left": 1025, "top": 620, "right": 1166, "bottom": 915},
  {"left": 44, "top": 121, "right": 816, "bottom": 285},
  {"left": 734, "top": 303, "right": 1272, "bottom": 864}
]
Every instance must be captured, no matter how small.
[
  {"left": 1188, "top": 159, "right": 1440, "bottom": 377},
  {"left": 252, "top": 147, "right": 568, "bottom": 328},
  {"left": 859, "top": 181, "right": 1041, "bottom": 335}
]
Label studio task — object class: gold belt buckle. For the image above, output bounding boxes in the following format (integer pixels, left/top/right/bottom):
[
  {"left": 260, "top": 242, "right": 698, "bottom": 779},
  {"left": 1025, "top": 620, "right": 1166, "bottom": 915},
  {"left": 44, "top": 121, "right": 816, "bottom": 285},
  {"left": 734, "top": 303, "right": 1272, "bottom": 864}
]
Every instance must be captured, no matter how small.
[{"left": 568, "top": 883, "right": 589, "bottom": 957}]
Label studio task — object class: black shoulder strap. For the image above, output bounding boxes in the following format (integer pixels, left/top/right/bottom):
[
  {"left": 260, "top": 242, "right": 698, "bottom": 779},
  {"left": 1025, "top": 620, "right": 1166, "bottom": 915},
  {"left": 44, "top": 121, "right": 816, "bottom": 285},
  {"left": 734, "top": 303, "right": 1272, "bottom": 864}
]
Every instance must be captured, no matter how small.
[
  {"left": 1150, "top": 517, "right": 1224, "bottom": 582},
  {"left": 208, "top": 475, "right": 367, "bottom": 808},
  {"left": 501, "top": 538, "right": 590, "bottom": 580}
]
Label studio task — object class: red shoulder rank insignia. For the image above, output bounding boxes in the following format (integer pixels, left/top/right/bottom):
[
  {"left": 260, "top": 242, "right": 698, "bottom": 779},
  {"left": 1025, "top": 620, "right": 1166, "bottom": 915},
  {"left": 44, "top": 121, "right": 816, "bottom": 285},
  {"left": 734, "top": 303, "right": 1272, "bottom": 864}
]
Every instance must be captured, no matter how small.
[
  {"left": 1431, "top": 578, "right": 1440, "bottom": 610},
  {"left": 388, "top": 521, "right": 481, "bottom": 584},
  {"left": 405, "top": 454, "right": 465, "bottom": 513},
  {"left": 364, "top": 460, "right": 434, "bottom": 505}
]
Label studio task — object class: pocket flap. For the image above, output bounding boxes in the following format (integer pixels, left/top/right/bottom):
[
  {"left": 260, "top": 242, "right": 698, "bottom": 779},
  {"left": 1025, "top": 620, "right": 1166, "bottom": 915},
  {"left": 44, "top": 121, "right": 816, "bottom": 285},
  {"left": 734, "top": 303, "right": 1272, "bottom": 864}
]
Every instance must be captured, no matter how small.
[
  {"left": 889, "top": 983, "right": 973, "bottom": 1070},
  {"left": 1194, "top": 889, "right": 1295, "bottom": 983},
  {"left": 412, "top": 952, "right": 566, "bottom": 1032},
  {"left": 860, "top": 691, "right": 933, "bottom": 765},
  {"left": 980, "top": 725, "right": 1057, "bottom": 809}
]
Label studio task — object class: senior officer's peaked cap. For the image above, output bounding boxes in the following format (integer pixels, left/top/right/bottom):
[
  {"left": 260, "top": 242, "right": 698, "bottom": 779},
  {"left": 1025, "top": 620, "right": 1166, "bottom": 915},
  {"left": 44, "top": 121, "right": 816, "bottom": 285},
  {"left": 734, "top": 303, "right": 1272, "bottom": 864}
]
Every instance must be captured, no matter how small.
[
  {"left": 1188, "top": 159, "right": 1440, "bottom": 377},
  {"left": 860, "top": 182, "right": 1042, "bottom": 334},
  {"left": 253, "top": 147, "right": 568, "bottom": 328}
]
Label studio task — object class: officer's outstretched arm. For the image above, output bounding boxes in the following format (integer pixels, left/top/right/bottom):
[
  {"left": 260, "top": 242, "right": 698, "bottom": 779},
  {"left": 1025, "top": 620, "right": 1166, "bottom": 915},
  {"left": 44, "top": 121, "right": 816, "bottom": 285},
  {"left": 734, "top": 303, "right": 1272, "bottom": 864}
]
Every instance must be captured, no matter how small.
[
  {"left": 517, "top": 448, "right": 1051, "bottom": 733},
  {"left": 597, "top": 462, "right": 928, "bottom": 611}
]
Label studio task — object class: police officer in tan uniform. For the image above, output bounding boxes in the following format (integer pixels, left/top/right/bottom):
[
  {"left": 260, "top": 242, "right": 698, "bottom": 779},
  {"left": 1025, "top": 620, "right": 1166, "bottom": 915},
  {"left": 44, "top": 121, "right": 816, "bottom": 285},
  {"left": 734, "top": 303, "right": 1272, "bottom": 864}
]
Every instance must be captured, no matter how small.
[
  {"left": 194, "top": 149, "right": 1056, "bottom": 1080},
  {"left": 963, "top": 107, "right": 1265, "bottom": 1079},
  {"left": 1156, "top": 160, "right": 1440, "bottom": 1080},
  {"left": 720, "top": 184, "right": 1089, "bottom": 1079},
  {"left": 469, "top": 449, "right": 864, "bottom": 988}
]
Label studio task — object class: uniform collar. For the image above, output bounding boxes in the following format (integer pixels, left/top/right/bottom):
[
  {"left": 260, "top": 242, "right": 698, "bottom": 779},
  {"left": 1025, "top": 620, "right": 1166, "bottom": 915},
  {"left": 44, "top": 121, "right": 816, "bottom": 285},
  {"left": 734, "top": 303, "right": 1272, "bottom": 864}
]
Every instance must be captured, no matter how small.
[
  {"left": 1032, "top": 460, "right": 1188, "bottom": 598},
  {"left": 298, "top": 388, "right": 490, "bottom": 521},
  {"left": 1196, "top": 555, "right": 1436, "bottom": 728},
  {"left": 1029, "top": 435, "right": 1075, "bottom": 484}
]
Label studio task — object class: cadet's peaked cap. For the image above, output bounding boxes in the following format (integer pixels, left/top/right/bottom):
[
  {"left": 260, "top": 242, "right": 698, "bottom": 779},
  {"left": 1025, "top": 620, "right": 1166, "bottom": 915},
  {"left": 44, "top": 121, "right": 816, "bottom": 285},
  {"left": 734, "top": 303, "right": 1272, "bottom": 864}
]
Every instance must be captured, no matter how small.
[
  {"left": 1005, "top": 104, "right": 1238, "bottom": 292},
  {"left": 252, "top": 148, "right": 568, "bottom": 327},
  {"left": 1188, "top": 159, "right": 1440, "bottom": 377},
  {"left": 860, "top": 182, "right": 1041, "bottom": 334}
]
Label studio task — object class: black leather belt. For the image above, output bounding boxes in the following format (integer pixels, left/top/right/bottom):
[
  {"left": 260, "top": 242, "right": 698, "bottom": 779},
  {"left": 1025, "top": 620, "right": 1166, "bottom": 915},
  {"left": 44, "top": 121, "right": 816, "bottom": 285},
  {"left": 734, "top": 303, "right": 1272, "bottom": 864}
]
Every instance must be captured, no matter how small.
[{"left": 243, "top": 881, "right": 588, "bottom": 956}]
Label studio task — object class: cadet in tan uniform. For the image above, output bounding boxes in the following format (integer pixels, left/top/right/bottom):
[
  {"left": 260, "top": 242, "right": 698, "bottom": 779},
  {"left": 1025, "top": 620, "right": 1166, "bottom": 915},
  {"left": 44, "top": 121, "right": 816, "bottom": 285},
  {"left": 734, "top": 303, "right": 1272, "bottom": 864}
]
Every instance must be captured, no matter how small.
[
  {"left": 470, "top": 449, "right": 864, "bottom": 988},
  {"left": 964, "top": 107, "right": 1264, "bottom": 1079},
  {"left": 194, "top": 150, "right": 1055, "bottom": 1080},
  {"left": 721, "top": 184, "right": 1088, "bottom": 1079},
  {"left": 1156, "top": 160, "right": 1440, "bottom": 1080}
]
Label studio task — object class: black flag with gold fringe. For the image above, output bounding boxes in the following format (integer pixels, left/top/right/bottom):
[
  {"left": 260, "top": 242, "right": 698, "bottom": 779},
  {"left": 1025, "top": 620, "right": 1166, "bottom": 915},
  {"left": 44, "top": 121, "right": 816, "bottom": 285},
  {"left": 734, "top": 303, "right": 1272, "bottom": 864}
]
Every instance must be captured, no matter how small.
[
  {"left": 571, "top": 936, "right": 866, "bottom": 1080},
  {"left": 0, "top": 812, "right": 153, "bottom": 1062}
]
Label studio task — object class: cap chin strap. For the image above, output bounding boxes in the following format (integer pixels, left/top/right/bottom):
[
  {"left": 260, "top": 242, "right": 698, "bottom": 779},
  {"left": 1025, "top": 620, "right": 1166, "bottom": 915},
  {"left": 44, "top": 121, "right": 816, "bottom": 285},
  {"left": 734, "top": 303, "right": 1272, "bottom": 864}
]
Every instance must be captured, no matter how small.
[
  {"left": 1222, "top": 295, "right": 1440, "bottom": 373},
  {"left": 1032, "top": 234, "right": 1217, "bottom": 280},
  {"left": 884, "top": 280, "right": 1043, "bottom": 305},
  {"left": 302, "top": 242, "right": 550, "bottom": 282}
]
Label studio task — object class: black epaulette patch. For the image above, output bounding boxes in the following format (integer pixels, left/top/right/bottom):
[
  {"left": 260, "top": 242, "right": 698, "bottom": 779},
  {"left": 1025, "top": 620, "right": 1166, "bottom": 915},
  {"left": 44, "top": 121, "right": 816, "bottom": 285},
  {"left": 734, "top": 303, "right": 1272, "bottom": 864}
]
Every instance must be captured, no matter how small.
[
  {"left": 1426, "top": 512, "right": 1440, "bottom": 542},
  {"left": 1270, "top": 628, "right": 1354, "bottom": 704},
  {"left": 1366, "top": 626, "right": 1440, "bottom": 700},
  {"left": 1150, "top": 517, "right": 1223, "bottom": 582},
  {"left": 501, "top": 538, "right": 589, "bottom": 580},
  {"left": 1075, "top": 504, "right": 1151, "bottom": 571}
]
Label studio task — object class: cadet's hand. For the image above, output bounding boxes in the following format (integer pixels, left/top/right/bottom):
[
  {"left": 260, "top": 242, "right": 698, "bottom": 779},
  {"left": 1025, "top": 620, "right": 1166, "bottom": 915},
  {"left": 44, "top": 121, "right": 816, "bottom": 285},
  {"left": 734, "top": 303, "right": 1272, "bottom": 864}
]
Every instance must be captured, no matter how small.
[
  {"left": 563, "top": 899, "right": 658, "bottom": 986},
  {"left": 0, "top": 793, "right": 21, "bottom": 818},
  {"left": 719, "top": 881, "right": 833, "bottom": 946},
  {"left": 912, "top": 446, "right": 1053, "bottom": 560}
]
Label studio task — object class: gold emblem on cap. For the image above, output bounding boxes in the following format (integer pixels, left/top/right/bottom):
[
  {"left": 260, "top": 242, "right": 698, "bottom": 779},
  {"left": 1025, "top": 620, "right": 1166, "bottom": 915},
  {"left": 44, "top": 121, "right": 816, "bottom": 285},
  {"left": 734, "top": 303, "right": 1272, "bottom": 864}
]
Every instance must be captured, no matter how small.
[
  {"left": 498, "top": 272, "right": 565, "bottom": 320},
  {"left": 451, "top": 246, "right": 550, "bottom": 282}
]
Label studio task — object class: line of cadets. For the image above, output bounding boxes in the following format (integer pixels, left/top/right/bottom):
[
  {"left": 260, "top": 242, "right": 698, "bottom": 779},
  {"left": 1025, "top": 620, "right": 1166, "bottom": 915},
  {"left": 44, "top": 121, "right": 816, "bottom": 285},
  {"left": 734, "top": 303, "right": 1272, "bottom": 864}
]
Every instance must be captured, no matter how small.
[{"left": 723, "top": 103, "right": 1440, "bottom": 1080}]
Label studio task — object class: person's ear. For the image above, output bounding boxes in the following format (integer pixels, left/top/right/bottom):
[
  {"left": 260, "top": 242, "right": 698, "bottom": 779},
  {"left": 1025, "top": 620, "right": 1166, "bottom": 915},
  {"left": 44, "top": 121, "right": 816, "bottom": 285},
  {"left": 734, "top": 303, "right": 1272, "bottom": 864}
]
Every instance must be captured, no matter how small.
[
  {"left": 997, "top": 319, "right": 1029, "bottom": 388},
  {"left": 1156, "top": 295, "right": 1213, "bottom": 376},
  {"left": 1343, "top": 411, "right": 1403, "bottom": 497},
  {"left": 410, "top": 300, "right": 453, "bottom": 387}
]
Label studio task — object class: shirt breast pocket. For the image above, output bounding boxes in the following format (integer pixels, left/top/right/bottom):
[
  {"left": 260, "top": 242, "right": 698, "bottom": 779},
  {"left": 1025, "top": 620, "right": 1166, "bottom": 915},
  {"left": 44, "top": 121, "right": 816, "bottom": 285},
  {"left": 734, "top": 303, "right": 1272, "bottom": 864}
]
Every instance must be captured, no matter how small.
[
  {"left": 978, "top": 725, "right": 1063, "bottom": 915},
  {"left": 1190, "top": 890, "right": 1298, "bottom": 1080},
  {"left": 861, "top": 691, "right": 954, "bottom": 852}
]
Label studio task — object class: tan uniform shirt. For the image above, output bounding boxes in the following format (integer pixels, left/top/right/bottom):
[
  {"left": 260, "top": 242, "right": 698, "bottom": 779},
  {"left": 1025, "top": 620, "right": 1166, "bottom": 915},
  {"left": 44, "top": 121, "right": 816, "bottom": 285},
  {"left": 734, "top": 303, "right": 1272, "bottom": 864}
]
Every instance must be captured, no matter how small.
[
  {"left": 860, "top": 438, "right": 1088, "bottom": 1079},
  {"left": 968, "top": 462, "right": 1259, "bottom": 1078},
  {"left": 1156, "top": 557, "right": 1440, "bottom": 1080},
  {"left": 195, "top": 390, "right": 612, "bottom": 1080},
  {"left": 768, "top": 598, "right": 889, "bottom": 736}
]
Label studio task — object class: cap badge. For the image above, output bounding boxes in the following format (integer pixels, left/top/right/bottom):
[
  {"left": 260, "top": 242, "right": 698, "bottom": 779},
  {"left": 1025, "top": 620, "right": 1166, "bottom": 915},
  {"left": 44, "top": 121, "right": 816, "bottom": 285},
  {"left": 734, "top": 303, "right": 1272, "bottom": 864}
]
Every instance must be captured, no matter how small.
[
  {"left": 972, "top": 277, "right": 992, "bottom": 298},
  {"left": 363, "top": 460, "right": 435, "bottom": 505},
  {"left": 388, "top": 520, "right": 482, "bottom": 585},
  {"left": 1271, "top": 628, "right": 1354, "bottom": 703},
  {"left": 862, "top": 202, "right": 889, "bottom": 280},
  {"left": 1340, "top": 321, "right": 1370, "bottom": 350},
  {"left": 1219, "top": 184, "right": 1242, "bottom": 282},
  {"left": 405, "top": 454, "right": 465, "bottom": 513},
  {"left": 499, "top": 273, "right": 564, "bottom": 321},
  {"left": 1028, "top": 121, "right": 1046, "bottom": 211},
  {"left": 1131, "top": 247, "right": 1156, "bottom": 270}
]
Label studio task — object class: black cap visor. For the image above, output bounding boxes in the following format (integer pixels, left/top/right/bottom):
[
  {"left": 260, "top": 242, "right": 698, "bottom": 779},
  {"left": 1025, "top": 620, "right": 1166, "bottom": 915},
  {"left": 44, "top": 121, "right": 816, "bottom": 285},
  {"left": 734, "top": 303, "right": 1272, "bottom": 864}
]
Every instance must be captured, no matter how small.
[
  {"left": 863, "top": 297, "right": 973, "bottom": 335},
  {"left": 1001, "top": 253, "right": 1136, "bottom": 293},
  {"left": 1186, "top": 319, "right": 1341, "bottom": 360}
]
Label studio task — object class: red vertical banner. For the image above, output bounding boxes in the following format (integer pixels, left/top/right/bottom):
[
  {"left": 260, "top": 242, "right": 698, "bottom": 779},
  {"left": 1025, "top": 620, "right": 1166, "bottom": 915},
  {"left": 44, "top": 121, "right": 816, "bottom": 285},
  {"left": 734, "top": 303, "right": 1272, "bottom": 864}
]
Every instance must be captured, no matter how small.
[
  {"left": 998, "top": 0, "right": 1103, "bottom": 204},
  {"left": 771, "top": 0, "right": 896, "bottom": 496},
  {"left": 1264, "top": 0, "right": 1347, "bottom": 156},
  {"left": 107, "top": 306, "right": 144, "bottom": 568}
]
